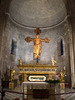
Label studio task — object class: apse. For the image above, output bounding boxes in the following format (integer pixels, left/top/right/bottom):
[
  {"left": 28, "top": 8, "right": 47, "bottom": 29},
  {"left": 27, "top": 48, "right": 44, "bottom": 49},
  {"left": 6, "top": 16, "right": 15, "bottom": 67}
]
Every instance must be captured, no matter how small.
[{"left": 3, "top": 0, "right": 70, "bottom": 76}]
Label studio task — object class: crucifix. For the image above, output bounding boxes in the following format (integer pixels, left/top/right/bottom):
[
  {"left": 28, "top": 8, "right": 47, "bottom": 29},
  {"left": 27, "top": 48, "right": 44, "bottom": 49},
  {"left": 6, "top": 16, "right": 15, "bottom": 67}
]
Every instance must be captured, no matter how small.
[{"left": 25, "top": 28, "right": 50, "bottom": 63}]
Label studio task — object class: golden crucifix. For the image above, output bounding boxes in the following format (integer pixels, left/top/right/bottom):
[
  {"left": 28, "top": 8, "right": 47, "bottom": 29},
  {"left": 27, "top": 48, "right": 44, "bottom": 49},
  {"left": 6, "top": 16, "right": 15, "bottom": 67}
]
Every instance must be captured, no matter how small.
[{"left": 25, "top": 28, "right": 50, "bottom": 63}]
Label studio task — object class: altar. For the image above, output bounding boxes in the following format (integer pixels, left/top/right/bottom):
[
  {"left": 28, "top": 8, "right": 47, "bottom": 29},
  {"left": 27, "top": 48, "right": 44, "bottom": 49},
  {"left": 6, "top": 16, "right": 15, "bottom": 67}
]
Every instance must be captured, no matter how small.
[
  {"left": 17, "top": 64, "right": 58, "bottom": 84},
  {"left": 17, "top": 28, "right": 58, "bottom": 84}
]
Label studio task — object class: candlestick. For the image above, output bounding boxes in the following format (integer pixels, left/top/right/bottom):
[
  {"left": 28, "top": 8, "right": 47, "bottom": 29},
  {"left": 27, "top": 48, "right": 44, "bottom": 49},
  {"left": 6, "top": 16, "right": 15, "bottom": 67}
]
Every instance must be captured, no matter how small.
[{"left": 64, "top": 66, "right": 65, "bottom": 70}]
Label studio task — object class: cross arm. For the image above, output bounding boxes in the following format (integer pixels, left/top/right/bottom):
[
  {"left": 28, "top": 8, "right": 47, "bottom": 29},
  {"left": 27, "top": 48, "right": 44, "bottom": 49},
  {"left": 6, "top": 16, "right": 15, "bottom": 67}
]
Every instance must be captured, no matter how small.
[
  {"left": 41, "top": 37, "right": 50, "bottom": 43},
  {"left": 25, "top": 37, "right": 34, "bottom": 43}
]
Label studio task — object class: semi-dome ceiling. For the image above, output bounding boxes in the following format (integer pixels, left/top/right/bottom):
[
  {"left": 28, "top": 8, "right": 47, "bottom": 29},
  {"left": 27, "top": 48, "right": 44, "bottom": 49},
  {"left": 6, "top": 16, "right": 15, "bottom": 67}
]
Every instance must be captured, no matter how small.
[{"left": 9, "top": 0, "right": 67, "bottom": 27}]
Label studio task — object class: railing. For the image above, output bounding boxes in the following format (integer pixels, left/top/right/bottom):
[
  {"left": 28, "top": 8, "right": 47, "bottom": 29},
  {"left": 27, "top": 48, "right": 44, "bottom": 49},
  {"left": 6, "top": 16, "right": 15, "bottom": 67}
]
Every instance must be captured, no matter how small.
[
  {"left": 0, "top": 88, "right": 75, "bottom": 100},
  {"left": 0, "top": 82, "right": 74, "bottom": 100}
]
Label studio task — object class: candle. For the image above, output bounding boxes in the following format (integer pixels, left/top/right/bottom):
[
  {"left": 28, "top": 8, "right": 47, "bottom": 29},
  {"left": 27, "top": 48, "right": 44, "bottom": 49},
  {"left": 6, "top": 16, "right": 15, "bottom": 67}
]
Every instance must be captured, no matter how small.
[
  {"left": 64, "top": 66, "right": 65, "bottom": 70},
  {"left": 9, "top": 66, "right": 10, "bottom": 69}
]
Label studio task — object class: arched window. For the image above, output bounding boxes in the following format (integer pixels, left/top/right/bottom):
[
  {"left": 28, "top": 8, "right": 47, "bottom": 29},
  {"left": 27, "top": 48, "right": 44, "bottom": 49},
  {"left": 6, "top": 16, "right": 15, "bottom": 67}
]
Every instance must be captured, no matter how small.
[
  {"left": 10, "top": 39, "right": 14, "bottom": 54},
  {"left": 57, "top": 38, "right": 64, "bottom": 56},
  {"left": 60, "top": 39, "right": 64, "bottom": 55},
  {"left": 10, "top": 39, "right": 17, "bottom": 55}
]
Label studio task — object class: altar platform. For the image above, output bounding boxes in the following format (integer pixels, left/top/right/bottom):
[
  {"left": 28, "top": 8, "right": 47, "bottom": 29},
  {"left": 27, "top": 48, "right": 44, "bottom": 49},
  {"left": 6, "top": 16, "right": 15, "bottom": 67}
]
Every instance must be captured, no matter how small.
[
  {"left": 17, "top": 64, "right": 58, "bottom": 83},
  {"left": 21, "top": 81, "right": 60, "bottom": 100}
]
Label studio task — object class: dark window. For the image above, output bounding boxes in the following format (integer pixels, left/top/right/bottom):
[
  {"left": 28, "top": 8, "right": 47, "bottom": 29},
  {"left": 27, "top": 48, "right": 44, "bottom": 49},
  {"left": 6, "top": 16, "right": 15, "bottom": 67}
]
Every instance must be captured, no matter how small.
[
  {"left": 10, "top": 39, "right": 17, "bottom": 55},
  {"left": 60, "top": 39, "right": 64, "bottom": 55},
  {"left": 10, "top": 40, "right": 14, "bottom": 54},
  {"left": 33, "top": 89, "right": 49, "bottom": 99}
]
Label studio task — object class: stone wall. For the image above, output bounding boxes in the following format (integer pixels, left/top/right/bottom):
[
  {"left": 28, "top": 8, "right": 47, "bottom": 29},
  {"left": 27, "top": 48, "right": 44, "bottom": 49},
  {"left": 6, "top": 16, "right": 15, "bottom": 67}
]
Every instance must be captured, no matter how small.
[
  {"left": 0, "top": 0, "right": 11, "bottom": 80},
  {"left": 66, "top": 0, "right": 75, "bottom": 87},
  {"left": 0, "top": 0, "right": 7, "bottom": 77}
]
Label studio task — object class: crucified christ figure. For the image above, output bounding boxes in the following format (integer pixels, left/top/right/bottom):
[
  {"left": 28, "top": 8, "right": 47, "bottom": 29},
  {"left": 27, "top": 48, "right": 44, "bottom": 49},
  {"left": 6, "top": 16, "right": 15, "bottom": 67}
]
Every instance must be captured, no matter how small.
[{"left": 25, "top": 28, "right": 50, "bottom": 63}]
